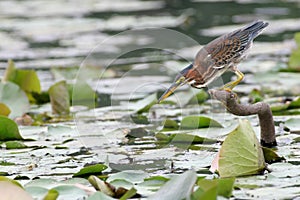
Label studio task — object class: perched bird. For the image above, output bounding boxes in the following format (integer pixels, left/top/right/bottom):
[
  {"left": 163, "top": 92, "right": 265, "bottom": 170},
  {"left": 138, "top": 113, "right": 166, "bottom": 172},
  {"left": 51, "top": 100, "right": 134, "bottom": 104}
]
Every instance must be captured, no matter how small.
[{"left": 158, "top": 20, "right": 268, "bottom": 103}]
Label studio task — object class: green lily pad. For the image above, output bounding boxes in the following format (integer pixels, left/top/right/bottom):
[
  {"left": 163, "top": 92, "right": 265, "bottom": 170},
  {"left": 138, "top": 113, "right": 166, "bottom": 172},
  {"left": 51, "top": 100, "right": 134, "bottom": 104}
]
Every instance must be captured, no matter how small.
[
  {"left": 71, "top": 81, "right": 96, "bottom": 108},
  {"left": 135, "top": 93, "right": 157, "bottom": 114},
  {"left": 0, "top": 103, "right": 11, "bottom": 116},
  {"left": 4, "top": 141, "right": 27, "bottom": 149},
  {"left": 51, "top": 185, "right": 86, "bottom": 200},
  {"left": 156, "top": 132, "right": 217, "bottom": 145},
  {"left": 284, "top": 118, "right": 300, "bottom": 133},
  {"left": 148, "top": 170, "right": 197, "bottom": 200},
  {"left": 48, "top": 80, "right": 70, "bottom": 115},
  {"left": 73, "top": 164, "right": 108, "bottom": 177},
  {"left": 218, "top": 119, "right": 266, "bottom": 178},
  {"left": 161, "top": 119, "right": 179, "bottom": 131},
  {"left": 196, "top": 177, "right": 235, "bottom": 198},
  {"left": 181, "top": 116, "right": 223, "bottom": 129},
  {"left": 3, "top": 60, "right": 41, "bottom": 102},
  {"left": 43, "top": 189, "right": 59, "bottom": 200},
  {"left": 0, "top": 116, "right": 23, "bottom": 141},
  {"left": 0, "top": 82, "right": 29, "bottom": 118},
  {"left": 107, "top": 170, "right": 149, "bottom": 184},
  {"left": 119, "top": 187, "right": 137, "bottom": 200},
  {"left": 262, "top": 147, "right": 285, "bottom": 164},
  {"left": 87, "top": 191, "right": 115, "bottom": 200}
]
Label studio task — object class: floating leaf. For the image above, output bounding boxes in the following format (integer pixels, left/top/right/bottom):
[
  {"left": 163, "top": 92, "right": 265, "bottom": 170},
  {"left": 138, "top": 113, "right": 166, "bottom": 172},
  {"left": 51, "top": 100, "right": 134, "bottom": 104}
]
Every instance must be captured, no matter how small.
[
  {"left": 156, "top": 132, "right": 217, "bottom": 145},
  {"left": 0, "top": 103, "right": 11, "bottom": 116},
  {"left": 284, "top": 118, "right": 300, "bottom": 133},
  {"left": 87, "top": 191, "right": 115, "bottom": 200},
  {"left": 119, "top": 187, "right": 137, "bottom": 200},
  {"left": 218, "top": 119, "right": 266, "bottom": 178},
  {"left": 107, "top": 170, "right": 149, "bottom": 184},
  {"left": 5, "top": 141, "right": 27, "bottom": 149},
  {"left": 43, "top": 189, "right": 59, "bottom": 200},
  {"left": 3, "top": 60, "right": 41, "bottom": 101},
  {"left": 188, "top": 90, "right": 209, "bottom": 104},
  {"left": 50, "top": 185, "right": 86, "bottom": 200},
  {"left": 262, "top": 147, "right": 285, "bottom": 164},
  {"left": 127, "top": 93, "right": 157, "bottom": 114},
  {"left": 0, "top": 82, "right": 29, "bottom": 118},
  {"left": 0, "top": 116, "right": 23, "bottom": 141},
  {"left": 181, "top": 116, "right": 223, "bottom": 129},
  {"left": 71, "top": 81, "right": 96, "bottom": 108},
  {"left": 73, "top": 164, "right": 108, "bottom": 177},
  {"left": 196, "top": 177, "right": 235, "bottom": 198},
  {"left": 48, "top": 80, "right": 70, "bottom": 115},
  {"left": 161, "top": 119, "right": 179, "bottom": 131},
  {"left": 288, "top": 33, "right": 300, "bottom": 71},
  {"left": 148, "top": 170, "right": 197, "bottom": 200}
]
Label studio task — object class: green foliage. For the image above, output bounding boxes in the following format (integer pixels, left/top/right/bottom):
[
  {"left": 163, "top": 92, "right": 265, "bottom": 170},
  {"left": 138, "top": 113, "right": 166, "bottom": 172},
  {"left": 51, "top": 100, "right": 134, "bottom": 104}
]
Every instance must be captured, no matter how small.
[
  {"left": 218, "top": 119, "right": 266, "bottom": 178},
  {"left": 181, "top": 116, "right": 223, "bottom": 129},
  {"left": 48, "top": 80, "right": 70, "bottom": 115},
  {"left": 0, "top": 116, "right": 23, "bottom": 141},
  {"left": 0, "top": 103, "right": 11, "bottom": 116},
  {"left": 43, "top": 189, "right": 59, "bottom": 200},
  {"left": 148, "top": 170, "right": 197, "bottom": 200},
  {"left": 195, "top": 177, "right": 235, "bottom": 198},
  {"left": 3, "top": 60, "right": 41, "bottom": 102},
  {"left": 288, "top": 32, "right": 300, "bottom": 71},
  {"left": 0, "top": 82, "right": 29, "bottom": 118},
  {"left": 5, "top": 141, "right": 27, "bottom": 149},
  {"left": 73, "top": 164, "right": 108, "bottom": 177}
]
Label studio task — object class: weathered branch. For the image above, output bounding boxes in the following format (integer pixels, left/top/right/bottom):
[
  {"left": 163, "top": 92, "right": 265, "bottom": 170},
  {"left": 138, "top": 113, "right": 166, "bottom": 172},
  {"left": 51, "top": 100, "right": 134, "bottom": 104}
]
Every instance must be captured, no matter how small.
[{"left": 209, "top": 89, "right": 277, "bottom": 147}]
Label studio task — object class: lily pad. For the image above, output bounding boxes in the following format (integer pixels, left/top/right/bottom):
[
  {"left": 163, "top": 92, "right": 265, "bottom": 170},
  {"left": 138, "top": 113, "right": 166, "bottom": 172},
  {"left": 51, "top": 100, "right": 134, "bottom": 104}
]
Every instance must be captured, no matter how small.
[
  {"left": 0, "top": 103, "right": 11, "bottom": 116},
  {"left": 0, "top": 82, "right": 30, "bottom": 118},
  {"left": 4, "top": 141, "right": 27, "bottom": 149},
  {"left": 73, "top": 164, "right": 108, "bottom": 177},
  {"left": 284, "top": 118, "right": 300, "bottom": 133},
  {"left": 48, "top": 80, "right": 70, "bottom": 115},
  {"left": 43, "top": 189, "right": 59, "bottom": 200},
  {"left": 135, "top": 93, "right": 157, "bottom": 114},
  {"left": 181, "top": 116, "right": 223, "bottom": 129},
  {"left": 3, "top": 60, "right": 41, "bottom": 101},
  {"left": 196, "top": 177, "right": 235, "bottom": 198},
  {"left": 71, "top": 81, "right": 96, "bottom": 108},
  {"left": 218, "top": 119, "right": 266, "bottom": 178},
  {"left": 0, "top": 116, "right": 23, "bottom": 141},
  {"left": 148, "top": 170, "right": 197, "bottom": 200},
  {"left": 87, "top": 191, "right": 115, "bottom": 200}
]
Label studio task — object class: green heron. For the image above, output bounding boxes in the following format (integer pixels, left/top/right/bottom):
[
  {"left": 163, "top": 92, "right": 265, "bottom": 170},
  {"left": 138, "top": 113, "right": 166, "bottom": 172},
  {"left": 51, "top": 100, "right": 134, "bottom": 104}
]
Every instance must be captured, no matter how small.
[{"left": 158, "top": 20, "right": 268, "bottom": 103}]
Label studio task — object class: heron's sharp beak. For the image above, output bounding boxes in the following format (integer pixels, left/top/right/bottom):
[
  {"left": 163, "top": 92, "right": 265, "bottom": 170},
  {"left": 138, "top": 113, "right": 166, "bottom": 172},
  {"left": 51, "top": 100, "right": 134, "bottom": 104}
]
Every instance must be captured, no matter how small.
[{"left": 158, "top": 76, "right": 185, "bottom": 103}]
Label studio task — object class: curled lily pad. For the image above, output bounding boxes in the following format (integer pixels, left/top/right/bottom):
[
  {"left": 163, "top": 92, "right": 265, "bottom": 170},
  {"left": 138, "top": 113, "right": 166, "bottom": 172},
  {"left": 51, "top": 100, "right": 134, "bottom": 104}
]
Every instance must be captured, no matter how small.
[
  {"left": 0, "top": 82, "right": 29, "bottom": 118},
  {"left": 148, "top": 170, "right": 197, "bottom": 200},
  {"left": 0, "top": 116, "right": 23, "bottom": 141},
  {"left": 217, "top": 119, "right": 266, "bottom": 178},
  {"left": 48, "top": 80, "right": 70, "bottom": 115},
  {"left": 3, "top": 60, "right": 41, "bottom": 102}
]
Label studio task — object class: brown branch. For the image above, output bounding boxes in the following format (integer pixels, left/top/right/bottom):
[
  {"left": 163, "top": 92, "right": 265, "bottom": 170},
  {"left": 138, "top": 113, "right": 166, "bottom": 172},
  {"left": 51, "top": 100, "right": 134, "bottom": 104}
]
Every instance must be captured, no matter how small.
[{"left": 209, "top": 89, "right": 277, "bottom": 147}]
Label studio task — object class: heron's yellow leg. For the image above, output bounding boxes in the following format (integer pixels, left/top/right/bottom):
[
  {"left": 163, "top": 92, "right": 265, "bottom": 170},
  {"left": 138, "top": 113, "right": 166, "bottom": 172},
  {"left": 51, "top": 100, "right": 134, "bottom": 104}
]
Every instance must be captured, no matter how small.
[{"left": 221, "top": 69, "right": 244, "bottom": 92}]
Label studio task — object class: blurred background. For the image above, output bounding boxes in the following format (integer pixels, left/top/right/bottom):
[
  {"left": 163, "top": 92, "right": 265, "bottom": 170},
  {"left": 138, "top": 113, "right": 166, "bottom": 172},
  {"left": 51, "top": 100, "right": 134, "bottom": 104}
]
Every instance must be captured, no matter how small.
[{"left": 0, "top": 0, "right": 300, "bottom": 103}]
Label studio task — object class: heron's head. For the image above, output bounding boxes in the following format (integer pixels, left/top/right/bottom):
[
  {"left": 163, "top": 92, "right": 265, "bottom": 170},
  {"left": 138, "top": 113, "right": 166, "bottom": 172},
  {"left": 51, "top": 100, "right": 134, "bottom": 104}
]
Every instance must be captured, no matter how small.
[{"left": 158, "top": 64, "right": 193, "bottom": 103}]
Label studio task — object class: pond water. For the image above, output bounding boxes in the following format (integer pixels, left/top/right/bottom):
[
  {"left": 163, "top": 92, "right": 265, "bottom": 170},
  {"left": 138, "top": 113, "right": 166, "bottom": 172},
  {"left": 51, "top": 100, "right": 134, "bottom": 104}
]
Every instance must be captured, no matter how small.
[{"left": 1, "top": 0, "right": 300, "bottom": 199}]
